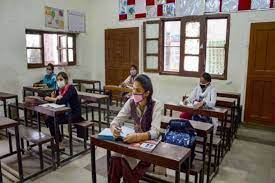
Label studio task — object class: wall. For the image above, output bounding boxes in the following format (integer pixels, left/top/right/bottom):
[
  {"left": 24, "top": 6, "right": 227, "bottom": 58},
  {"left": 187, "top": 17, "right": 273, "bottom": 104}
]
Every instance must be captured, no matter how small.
[
  {"left": 0, "top": 0, "right": 93, "bottom": 104},
  {"left": 88, "top": 0, "right": 275, "bottom": 110}
]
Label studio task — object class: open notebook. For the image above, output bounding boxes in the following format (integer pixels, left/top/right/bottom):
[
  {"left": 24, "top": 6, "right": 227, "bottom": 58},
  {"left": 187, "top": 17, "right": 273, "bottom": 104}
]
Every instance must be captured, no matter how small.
[
  {"left": 39, "top": 103, "right": 66, "bottom": 109},
  {"left": 97, "top": 126, "right": 135, "bottom": 141}
]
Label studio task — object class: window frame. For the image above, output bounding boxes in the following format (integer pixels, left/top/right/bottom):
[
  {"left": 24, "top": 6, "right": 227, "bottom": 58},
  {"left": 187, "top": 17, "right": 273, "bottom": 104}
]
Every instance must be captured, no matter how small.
[
  {"left": 26, "top": 29, "right": 77, "bottom": 69},
  {"left": 159, "top": 14, "right": 230, "bottom": 80}
]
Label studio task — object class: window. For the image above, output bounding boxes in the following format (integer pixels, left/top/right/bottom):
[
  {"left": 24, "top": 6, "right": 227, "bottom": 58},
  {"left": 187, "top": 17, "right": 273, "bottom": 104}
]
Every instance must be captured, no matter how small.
[
  {"left": 160, "top": 15, "right": 230, "bottom": 79},
  {"left": 26, "top": 30, "right": 77, "bottom": 68}
]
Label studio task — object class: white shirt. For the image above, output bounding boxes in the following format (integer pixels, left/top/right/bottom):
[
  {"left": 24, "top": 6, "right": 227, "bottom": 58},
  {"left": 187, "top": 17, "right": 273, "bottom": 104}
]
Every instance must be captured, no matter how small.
[{"left": 110, "top": 99, "right": 162, "bottom": 140}]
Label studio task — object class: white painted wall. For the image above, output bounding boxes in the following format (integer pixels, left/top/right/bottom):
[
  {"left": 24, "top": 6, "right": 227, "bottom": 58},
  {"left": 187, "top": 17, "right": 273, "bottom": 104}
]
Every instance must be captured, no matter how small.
[
  {"left": 88, "top": 0, "right": 275, "bottom": 109},
  {"left": 0, "top": 0, "right": 93, "bottom": 103}
]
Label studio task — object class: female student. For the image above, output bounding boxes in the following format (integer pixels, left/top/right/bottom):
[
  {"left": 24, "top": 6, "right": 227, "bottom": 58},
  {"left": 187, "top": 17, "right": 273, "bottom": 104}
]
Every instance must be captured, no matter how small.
[
  {"left": 109, "top": 74, "right": 162, "bottom": 183},
  {"left": 44, "top": 72, "right": 83, "bottom": 150},
  {"left": 180, "top": 72, "right": 218, "bottom": 133},
  {"left": 42, "top": 63, "right": 57, "bottom": 89},
  {"left": 120, "top": 65, "right": 138, "bottom": 89}
]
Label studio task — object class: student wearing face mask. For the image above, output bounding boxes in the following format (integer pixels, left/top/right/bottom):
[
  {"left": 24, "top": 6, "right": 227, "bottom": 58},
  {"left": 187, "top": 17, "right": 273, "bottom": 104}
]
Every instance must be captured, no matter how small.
[
  {"left": 44, "top": 72, "right": 84, "bottom": 150},
  {"left": 180, "top": 72, "right": 218, "bottom": 133},
  {"left": 42, "top": 63, "right": 57, "bottom": 89},
  {"left": 109, "top": 74, "right": 162, "bottom": 183},
  {"left": 120, "top": 65, "right": 138, "bottom": 89}
]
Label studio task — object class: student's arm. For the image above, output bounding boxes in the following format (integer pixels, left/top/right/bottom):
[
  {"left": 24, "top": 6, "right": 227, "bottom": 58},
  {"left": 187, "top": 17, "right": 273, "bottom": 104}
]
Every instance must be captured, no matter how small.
[
  {"left": 110, "top": 99, "right": 131, "bottom": 128},
  {"left": 120, "top": 76, "right": 131, "bottom": 87},
  {"left": 186, "top": 87, "right": 197, "bottom": 103},
  {"left": 55, "top": 86, "right": 75, "bottom": 105},
  {"left": 148, "top": 101, "right": 162, "bottom": 140},
  {"left": 203, "top": 87, "right": 217, "bottom": 108}
]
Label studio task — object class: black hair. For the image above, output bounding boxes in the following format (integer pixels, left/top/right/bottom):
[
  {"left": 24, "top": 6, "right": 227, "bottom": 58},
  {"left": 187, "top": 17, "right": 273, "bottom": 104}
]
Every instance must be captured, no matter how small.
[
  {"left": 134, "top": 74, "right": 153, "bottom": 102},
  {"left": 47, "top": 63, "right": 54, "bottom": 71},
  {"left": 57, "top": 72, "right": 69, "bottom": 81},
  {"left": 201, "top": 72, "right": 212, "bottom": 82},
  {"left": 130, "top": 65, "right": 138, "bottom": 71}
]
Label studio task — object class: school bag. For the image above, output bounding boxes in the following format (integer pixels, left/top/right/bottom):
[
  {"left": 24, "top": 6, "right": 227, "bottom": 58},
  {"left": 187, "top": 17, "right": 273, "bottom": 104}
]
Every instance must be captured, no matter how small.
[{"left": 162, "top": 119, "right": 197, "bottom": 165}]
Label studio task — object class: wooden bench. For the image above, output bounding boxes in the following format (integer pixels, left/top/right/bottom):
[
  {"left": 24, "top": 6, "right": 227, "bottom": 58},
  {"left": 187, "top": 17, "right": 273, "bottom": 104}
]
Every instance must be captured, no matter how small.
[
  {"left": 7, "top": 125, "right": 55, "bottom": 174},
  {"left": 73, "top": 121, "right": 95, "bottom": 149}
]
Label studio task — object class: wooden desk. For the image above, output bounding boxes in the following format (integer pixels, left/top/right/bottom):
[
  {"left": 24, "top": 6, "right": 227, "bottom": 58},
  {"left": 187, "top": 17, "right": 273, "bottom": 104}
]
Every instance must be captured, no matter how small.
[
  {"left": 73, "top": 79, "right": 101, "bottom": 93},
  {"left": 0, "top": 92, "right": 18, "bottom": 118},
  {"left": 104, "top": 85, "right": 132, "bottom": 93},
  {"left": 217, "top": 92, "right": 241, "bottom": 107},
  {"left": 0, "top": 117, "right": 23, "bottom": 182},
  {"left": 90, "top": 136, "right": 191, "bottom": 183},
  {"left": 78, "top": 92, "right": 110, "bottom": 131},
  {"left": 34, "top": 105, "right": 71, "bottom": 166},
  {"left": 164, "top": 103, "right": 228, "bottom": 183},
  {"left": 23, "top": 86, "right": 54, "bottom": 99},
  {"left": 162, "top": 116, "right": 214, "bottom": 183}
]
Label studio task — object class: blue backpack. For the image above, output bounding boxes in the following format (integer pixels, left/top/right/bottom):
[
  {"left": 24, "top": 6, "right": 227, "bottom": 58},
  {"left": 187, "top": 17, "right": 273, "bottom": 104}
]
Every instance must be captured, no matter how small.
[{"left": 162, "top": 119, "right": 197, "bottom": 164}]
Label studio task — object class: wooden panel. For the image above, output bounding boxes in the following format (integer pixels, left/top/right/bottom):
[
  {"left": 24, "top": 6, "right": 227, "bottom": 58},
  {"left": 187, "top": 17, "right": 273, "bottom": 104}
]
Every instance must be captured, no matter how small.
[
  {"left": 105, "top": 28, "right": 139, "bottom": 85},
  {"left": 245, "top": 22, "right": 275, "bottom": 126}
]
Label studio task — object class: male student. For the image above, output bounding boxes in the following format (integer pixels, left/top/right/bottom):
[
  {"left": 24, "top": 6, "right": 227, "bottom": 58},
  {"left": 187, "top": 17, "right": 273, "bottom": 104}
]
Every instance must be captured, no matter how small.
[{"left": 180, "top": 72, "right": 218, "bottom": 133}]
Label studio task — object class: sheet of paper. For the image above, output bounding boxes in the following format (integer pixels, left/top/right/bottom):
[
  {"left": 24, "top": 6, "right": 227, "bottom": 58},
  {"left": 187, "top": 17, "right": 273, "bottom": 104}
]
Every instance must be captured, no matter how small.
[{"left": 135, "top": 0, "right": 146, "bottom": 14}]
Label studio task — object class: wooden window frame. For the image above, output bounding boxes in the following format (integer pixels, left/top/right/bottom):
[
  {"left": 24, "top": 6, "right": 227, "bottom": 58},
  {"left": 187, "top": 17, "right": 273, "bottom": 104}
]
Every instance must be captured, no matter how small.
[
  {"left": 26, "top": 29, "right": 77, "bottom": 69},
  {"left": 143, "top": 21, "right": 161, "bottom": 73},
  {"left": 159, "top": 14, "right": 230, "bottom": 80}
]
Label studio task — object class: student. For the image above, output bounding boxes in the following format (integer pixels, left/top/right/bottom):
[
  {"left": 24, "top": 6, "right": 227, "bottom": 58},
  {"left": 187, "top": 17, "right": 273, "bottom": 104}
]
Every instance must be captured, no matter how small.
[
  {"left": 180, "top": 72, "right": 218, "bottom": 133},
  {"left": 109, "top": 74, "right": 162, "bottom": 183},
  {"left": 42, "top": 63, "right": 57, "bottom": 89},
  {"left": 120, "top": 65, "right": 138, "bottom": 89},
  {"left": 44, "top": 72, "right": 84, "bottom": 150}
]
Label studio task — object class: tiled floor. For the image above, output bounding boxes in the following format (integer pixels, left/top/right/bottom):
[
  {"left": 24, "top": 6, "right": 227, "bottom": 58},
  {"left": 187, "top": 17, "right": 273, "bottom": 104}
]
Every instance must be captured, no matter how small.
[{"left": 1, "top": 125, "right": 275, "bottom": 183}]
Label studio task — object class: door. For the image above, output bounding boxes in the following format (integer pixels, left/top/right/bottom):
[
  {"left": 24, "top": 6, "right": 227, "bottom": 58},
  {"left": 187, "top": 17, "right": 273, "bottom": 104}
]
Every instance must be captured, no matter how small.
[
  {"left": 245, "top": 22, "right": 275, "bottom": 126},
  {"left": 105, "top": 28, "right": 139, "bottom": 85}
]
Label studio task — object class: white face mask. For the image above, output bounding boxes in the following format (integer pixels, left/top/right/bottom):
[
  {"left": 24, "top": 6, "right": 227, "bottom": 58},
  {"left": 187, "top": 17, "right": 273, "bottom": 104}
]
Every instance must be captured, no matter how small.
[{"left": 57, "top": 80, "right": 66, "bottom": 89}]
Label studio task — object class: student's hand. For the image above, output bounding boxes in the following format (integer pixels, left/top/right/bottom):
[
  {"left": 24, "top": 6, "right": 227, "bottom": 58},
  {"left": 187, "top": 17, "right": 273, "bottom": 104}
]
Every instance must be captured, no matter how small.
[
  {"left": 51, "top": 91, "right": 56, "bottom": 98},
  {"left": 111, "top": 125, "right": 121, "bottom": 138},
  {"left": 124, "top": 133, "right": 137, "bottom": 143},
  {"left": 44, "top": 96, "right": 51, "bottom": 102},
  {"left": 56, "top": 95, "right": 63, "bottom": 100},
  {"left": 194, "top": 101, "right": 204, "bottom": 109}
]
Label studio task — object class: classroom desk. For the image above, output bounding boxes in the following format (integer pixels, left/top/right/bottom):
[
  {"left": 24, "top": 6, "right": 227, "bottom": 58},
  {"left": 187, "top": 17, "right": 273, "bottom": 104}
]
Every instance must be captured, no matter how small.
[
  {"left": 90, "top": 135, "right": 191, "bottom": 183},
  {"left": 0, "top": 92, "right": 18, "bottom": 118},
  {"left": 23, "top": 86, "right": 54, "bottom": 99},
  {"left": 78, "top": 92, "right": 110, "bottom": 131},
  {"left": 162, "top": 115, "right": 214, "bottom": 183},
  {"left": 103, "top": 85, "right": 132, "bottom": 93},
  {"left": 0, "top": 117, "right": 23, "bottom": 182},
  {"left": 164, "top": 103, "right": 228, "bottom": 183},
  {"left": 217, "top": 92, "right": 241, "bottom": 108},
  {"left": 72, "top": 79, "right": 101, "bottom": 93},
  {"left": 34, "top": 105, "right": 71, "bottom": 166}
]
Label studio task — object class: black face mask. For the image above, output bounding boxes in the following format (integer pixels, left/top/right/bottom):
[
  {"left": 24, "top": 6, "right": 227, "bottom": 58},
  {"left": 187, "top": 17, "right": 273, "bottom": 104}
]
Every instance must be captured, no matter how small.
[{"left": 200, "top": 82, "right": 209, "bottom": 90}]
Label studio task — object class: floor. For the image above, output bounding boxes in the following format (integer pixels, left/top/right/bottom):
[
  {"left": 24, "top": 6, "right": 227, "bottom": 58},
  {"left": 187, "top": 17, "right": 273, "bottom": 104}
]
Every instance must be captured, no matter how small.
[{"left": 1, "top": 125, "right": 275, "bottom": 183}]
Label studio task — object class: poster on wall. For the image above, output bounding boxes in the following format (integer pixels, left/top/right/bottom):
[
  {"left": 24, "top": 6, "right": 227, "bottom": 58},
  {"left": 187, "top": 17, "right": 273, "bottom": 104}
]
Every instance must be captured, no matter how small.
[
  {"left": 68, "top": 10, "right": 86, "bottom": 33},
  {"left": 45, "top": 6, "right": 64, "bottom": 29}
]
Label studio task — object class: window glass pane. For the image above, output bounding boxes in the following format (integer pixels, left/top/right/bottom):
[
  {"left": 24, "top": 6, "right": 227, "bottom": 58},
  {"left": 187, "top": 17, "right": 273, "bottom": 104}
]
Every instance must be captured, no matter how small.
[
  {"left": 185, "top": 39, "right": 200, "bottom": 55},
  {"left": 26, "top": 34, "right": 41, "bottom": 47},
  {"left": 68, "top": 49, "right": 74, "bottom": 62},
  {"left": 68, "top": 37, "right": 73, "bottom": 48},
  {"left": 146, "top": 40, "right": 158, "bottom": 54},
  {"left": 27, "top": 49, "right": 42, "bottom": 64},
  {"left": 186, "top": 22, "right": 200, "bottom": 37},
  {"left": 60, "top": 35, "right": 67, "bottom": 48},
  {"left": 146, "top": 24, "right": 159, "bottom": 39},
  {"left": 44, "top": 34, "right": 59, "bottom": 64},
  {"left": 146, "top": 56, "right": 159, "bottom": 70},
  {"left": 61, "top": 49, "right": 67, "bottom": 63},
  {"left": 164, "top": 46, "right": 180, "bottom": 72},
  {"left": 206, "top": 48, "right": 225, "bottom": 75},
  {"left": 184, "top": 56, "right": 199, "bottom": 72},
  {"left": 207, "top": 19, "right": 227, "bottom": 47},
  {"left": 164, "top": 21, "right": 181, "bottom": 47}
]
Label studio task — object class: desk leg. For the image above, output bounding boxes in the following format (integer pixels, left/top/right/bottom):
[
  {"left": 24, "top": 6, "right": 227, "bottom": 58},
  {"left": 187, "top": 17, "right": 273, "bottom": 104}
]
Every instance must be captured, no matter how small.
[
  {"left": 107, "top": 150, "right": 111, "bottom": 183},
  {"left": 185, "top": 157, "right": 190, "bottom": 183},
  {"left": 15, "top": 97, "right": 19, "bottom": 121},
  {"left": 98, "top": 101, "right": 102, "bottom": 132},
  {"left": 86, "top": 104, "right": 89, "bottom": 121},
  {"left": 3, "top": 100, "right": 7, "bottom": 117},
  {"left": 201, "top": 136, "right": 207, "bottom": 183},
  {"left": 175, "top": 171, "right": 180, "bottom": 183},
  {"left": 207, "top": 131, "right": 213, "bottom": 183},
  {"left": 37, "top": 112, "right": 41, "bottom": 132},
  {"left": 0, "top": 159, "right": 2, "bottom": 183},
  {"left": 15, "top": 126, "right": 23, "bottom": 182},
  {"left": 23, "top": 89, "right": 26, "bottom": 102},
  {"left": 24, "top": 109, "right": 28, "bottom": 127},
  {"left": 54, "top": 117, "right": 60, "bottom": 166},
  {"left": 221, "top": 117, "right": 226, "bottom": 157},
  {"left": 106, "top": 98, "right": 110, "bottom": 125},
  {"left": 91, "top": 144, "right": 96, "bottom": 183}
]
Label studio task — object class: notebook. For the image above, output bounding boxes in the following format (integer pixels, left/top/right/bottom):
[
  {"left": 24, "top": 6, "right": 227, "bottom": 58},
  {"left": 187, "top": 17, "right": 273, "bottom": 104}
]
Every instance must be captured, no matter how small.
[
  {"left": 97, "top": 126, "right": 135, "bottom": 141},
  {"left": 39, "top": 103, "right": 66, "bottom": 109}
]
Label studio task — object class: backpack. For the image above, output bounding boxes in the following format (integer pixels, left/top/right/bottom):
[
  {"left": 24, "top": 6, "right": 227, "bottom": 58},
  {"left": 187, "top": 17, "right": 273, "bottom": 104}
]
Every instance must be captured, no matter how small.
[{"left": 162, "top": 119, "right": 197, "bottom": 165}]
